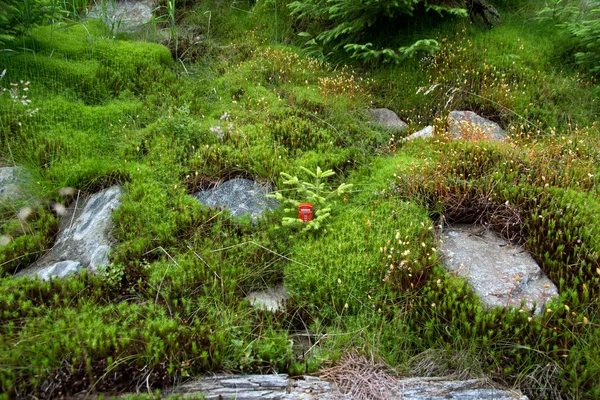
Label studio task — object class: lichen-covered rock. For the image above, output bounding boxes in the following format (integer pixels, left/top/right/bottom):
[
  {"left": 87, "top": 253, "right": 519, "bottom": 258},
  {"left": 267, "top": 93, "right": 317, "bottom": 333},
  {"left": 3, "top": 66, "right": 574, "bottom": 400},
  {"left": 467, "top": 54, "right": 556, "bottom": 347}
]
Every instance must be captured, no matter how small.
[
  {"left": 194, "top": 178, "right": 278, "bottom": 221},
  {"left": 15, "top": 186, "right": 123, "bottom": 280},
  {"left": 439, "top": 224, "right": 558, "bottom": 313},
  {"left": 368, "top": 108, "right": 408, "bottom": 131},
  {"left": 448, "top": 111, "right": 506, "bottom": 141}
]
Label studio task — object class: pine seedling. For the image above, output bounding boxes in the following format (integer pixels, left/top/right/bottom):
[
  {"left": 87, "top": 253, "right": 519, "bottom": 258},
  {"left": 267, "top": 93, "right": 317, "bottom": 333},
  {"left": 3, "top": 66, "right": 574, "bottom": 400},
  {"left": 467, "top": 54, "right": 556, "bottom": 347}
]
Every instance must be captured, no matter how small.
[{"left": 269, "top": 166, "right": 352, "bottom": 232}]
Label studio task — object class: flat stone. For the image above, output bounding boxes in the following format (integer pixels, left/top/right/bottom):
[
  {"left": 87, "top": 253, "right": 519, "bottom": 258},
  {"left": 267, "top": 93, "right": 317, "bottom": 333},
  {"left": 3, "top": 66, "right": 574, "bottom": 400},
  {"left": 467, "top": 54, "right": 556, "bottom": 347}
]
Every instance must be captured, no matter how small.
[
  {"left": 448, "top": 111, "right": 506, "bottom": 141},
  {"left": 407, "top": 126, "right": 434, "bottom": 141},
  {"left": 246, "top": 284, "right": 289, "bottom": 312},
  {"left": 194, "top": 178, "right": 278, "bottom": 221},
  {"left": 439, "top": 225, "right": 558, "bottom": 313},
  {"left": 15, "top": 186, "right": 123, "bottom": 279},
  {"left": 368, "top": 108, "right": 408, "bottom": 131}
]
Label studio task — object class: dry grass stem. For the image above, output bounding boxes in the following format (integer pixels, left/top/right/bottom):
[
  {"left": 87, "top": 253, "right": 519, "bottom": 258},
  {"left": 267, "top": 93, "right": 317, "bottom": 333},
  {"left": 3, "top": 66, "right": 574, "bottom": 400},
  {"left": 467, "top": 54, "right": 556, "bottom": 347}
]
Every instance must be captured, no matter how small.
[{"left": 319, "top": 352, "right": 401, "bottom": 400}]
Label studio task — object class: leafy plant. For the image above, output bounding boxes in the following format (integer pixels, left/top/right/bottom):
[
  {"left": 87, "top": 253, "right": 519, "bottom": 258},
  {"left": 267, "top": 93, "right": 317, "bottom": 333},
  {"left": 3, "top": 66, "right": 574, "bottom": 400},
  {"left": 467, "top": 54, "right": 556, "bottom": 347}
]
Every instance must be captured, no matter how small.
[
  {"left": 268, "top": 166, "right": 352, "bottom": 232},
  {"left": 0, "top": 0, "right": 64, "bottom": 48}
]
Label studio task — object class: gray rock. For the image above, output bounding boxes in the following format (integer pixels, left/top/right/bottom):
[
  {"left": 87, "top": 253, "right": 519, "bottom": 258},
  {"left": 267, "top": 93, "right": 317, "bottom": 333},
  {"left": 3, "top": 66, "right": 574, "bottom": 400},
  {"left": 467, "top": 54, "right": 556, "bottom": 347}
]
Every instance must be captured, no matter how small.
[
  {"left": 90, "top": 244, "right": 111, "bottom": 269},
  {"left": 439, "top": 225, "right": 558, "bottom": 313},
  {"left": 368, "top": 108, "right": 408, "bottom": 131},
  {"left": 37, "top": 261, "right": 82, "bottom": 281},
  {"left": 406, "top": 126, "right": 434, "bottom": 141},
  {"left": 15, "top": 186, "right": 123, "bottom": 280},
  {"left": 447, "top": 111, "right": 506, "bottom": 141},
  {"left": 168, "top": 374, "right": 527, "bottom": 399},
  {"left": 246, "top": 284, "right": 289, "bottom": 312},
  {"left": 194, "top": 178, "right": 278, "bottom": 221},
  {"left": 0, "top": 166, "right": 31, "bottom": 202},
  {"left": 87, "top": 0, "right": 154, "bottom": 32}
]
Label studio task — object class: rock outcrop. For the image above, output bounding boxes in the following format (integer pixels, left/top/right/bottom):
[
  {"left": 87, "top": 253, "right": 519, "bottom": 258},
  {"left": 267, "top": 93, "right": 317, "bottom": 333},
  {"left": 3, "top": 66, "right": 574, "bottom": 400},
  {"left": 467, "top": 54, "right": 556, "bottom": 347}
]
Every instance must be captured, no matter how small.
[
  {"left": 14, "top": 186, "right": 123, "bottom": 280},
  {"left": 168, "top": 374, "right": 527, "bottom": 399},
  {"left": 439, "top": 224, "right": 558, "bottom": 313},
  {"left": 368, "top": 108, "right": 408, "bottom": 131},
  {"left": 194, "top": 178, "right": 278, "bottom": 221},
  {"left": 447, "top": 111, "right": 506, "bottom": 141}
]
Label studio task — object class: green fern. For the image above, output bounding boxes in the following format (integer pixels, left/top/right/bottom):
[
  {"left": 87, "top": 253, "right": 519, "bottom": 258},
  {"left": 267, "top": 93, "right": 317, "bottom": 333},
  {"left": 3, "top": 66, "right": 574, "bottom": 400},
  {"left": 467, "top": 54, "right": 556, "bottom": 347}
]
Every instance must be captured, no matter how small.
[{"left": 288, "top": 0, "right": 466, "bottom": 63}]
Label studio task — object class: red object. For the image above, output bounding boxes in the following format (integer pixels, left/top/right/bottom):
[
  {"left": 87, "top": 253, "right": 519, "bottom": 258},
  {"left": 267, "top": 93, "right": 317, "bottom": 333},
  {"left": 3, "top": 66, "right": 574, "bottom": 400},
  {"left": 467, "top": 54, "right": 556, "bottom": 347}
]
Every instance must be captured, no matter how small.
[{"left": 298, "top": 203, "right": 313, "bottom": 222}]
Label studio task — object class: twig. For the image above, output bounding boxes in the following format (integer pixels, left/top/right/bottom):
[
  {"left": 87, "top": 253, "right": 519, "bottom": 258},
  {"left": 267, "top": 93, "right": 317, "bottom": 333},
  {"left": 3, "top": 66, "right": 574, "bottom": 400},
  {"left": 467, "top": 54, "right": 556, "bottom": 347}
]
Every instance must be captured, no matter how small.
[
  {"left": 187, "top": 244, "right": 225, "bottom": 301},
  {"left": 68, "top": 190, "right": 81, "bottom": 233},
  {"left": 211, "top": 240, "right": 312, "bottom": 269},
  {"left": 179, "top": 58, "right": 190, "bottom": 75},
  {"left": 143, "top": 246, "right": 180, "bottom": 305}
]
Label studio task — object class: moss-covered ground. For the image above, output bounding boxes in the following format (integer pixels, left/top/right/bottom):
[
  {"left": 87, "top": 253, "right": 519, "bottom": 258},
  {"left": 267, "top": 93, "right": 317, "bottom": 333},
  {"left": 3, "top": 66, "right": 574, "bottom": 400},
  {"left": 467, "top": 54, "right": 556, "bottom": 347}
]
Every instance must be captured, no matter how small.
[{"left": 0, "top": 1, "right": 598, "bottom": 398}]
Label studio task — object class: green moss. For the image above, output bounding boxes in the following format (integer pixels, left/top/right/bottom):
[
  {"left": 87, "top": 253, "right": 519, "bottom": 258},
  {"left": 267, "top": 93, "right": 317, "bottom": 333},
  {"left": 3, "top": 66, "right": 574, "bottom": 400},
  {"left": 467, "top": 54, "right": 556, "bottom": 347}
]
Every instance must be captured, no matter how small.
[
  {"left": 0, "top": 208, "right": 58, "bottom": 276},
  {"left": 285, "top": 182, "right": 435, "bottom": 319},
  {"left": 2, "top": 22, "right": 172, "bottom": 104},
  {"left": 0, "top": 1, "right": 599, "bottom": 397},
  {"left": 30, "top": 21, "right": 110, "bottom": 58}
]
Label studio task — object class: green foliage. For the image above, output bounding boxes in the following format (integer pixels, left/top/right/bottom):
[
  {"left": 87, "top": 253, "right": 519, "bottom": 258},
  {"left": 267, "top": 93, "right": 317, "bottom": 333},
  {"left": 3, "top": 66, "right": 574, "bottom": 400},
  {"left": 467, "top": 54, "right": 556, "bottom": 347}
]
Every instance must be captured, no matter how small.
[
  {"left": 269, "top": 113, "right": 332, "bottom": 153},
  {"left": 283, "top": 172, "right": 437, "bottom": 322},
  {"left": 537, "top": 0, "right": 600, "bottom": 75},
  {"left": 111, "top": 178, "right": 191, "bottom": 263},
  {"left": 59, "top": 0, "right": 93, "bottom": 19},
  {"left": 252, "top": 0, "right": 298, "bottom": 43},
  {"left": 1, "top": 22, "right": 172, "bottom": 104},
  {"left": 288, "top": 0, "right": 465, "bottom": 62},
  {"left": 344, "top": 38, "right": 443, "bottom": 63},
  {"left": 0, "top": 0, "right": 63, "bottom": 47},
  {"left": 0, "top": 79, "right": 39, "bottom": 141}
]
